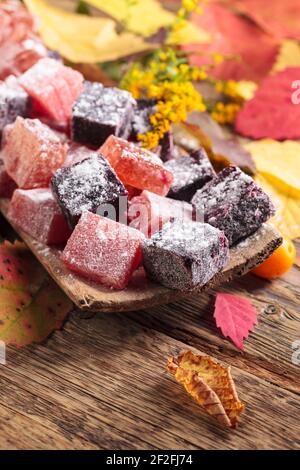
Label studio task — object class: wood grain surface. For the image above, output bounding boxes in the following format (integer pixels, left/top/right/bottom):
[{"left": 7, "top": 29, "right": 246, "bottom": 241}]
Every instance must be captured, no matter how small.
[{"left": 0, "top": 237, "right": 299, "bottom": 450}]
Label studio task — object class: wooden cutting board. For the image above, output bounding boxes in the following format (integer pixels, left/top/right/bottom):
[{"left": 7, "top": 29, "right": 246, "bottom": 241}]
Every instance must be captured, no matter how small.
[{"left": 0, "top": 198, "right": 282, "bottom": 312}]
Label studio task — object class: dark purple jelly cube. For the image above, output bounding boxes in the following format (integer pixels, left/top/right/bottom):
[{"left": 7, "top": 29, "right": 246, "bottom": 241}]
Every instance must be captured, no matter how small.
[
  {"left": 159, "top": 131, "right": 175, "bottom": 162},
  {"left": 51, "top": 152, "right": 128, "bottom": 228},
  {"left": 164, "top": 148, "right": 216, "bottom": 202},
  {"left": 142, "top": 220, "right": 229, "bottom": 291},
  {"left": 72, "top": 81, "right": 136, "bottom": 148},
  {"left": 130, "top": 99, "right": 156, "bottom": 139},
  {"left": 192, "top": 166, "right": 276, "bottom": 246},
  {"left": 0, "top": 77, "right": 30, "bottom": 139}
]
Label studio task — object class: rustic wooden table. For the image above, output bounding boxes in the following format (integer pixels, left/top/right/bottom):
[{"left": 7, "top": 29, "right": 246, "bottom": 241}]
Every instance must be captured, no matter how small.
[{"left": 0, "top": 242, "right": 299, "bottom": 450}]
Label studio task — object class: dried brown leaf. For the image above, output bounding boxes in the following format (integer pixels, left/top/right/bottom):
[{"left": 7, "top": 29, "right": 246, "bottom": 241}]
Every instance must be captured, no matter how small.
[{"left": 167, "top": 350, "right": 245, "bottom": 428}]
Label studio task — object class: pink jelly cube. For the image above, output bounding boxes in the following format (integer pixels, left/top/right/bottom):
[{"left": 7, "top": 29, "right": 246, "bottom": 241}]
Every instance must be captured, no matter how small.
[
  {"left": 0, "top": 158, "right": 17, "bottom": 198},
  {"left": 19, "top": 58, "right": 83, "bottom": 127},
  {"left": 128, "top": 190, "right": 195, "bottom": 237},
  {"left": 62, "top": 211, "right": 145, "bottom": 289},
  {"left": 8, "top": 188, "right": 72, "bottom": 245},
  {"left": 2, "top": 117, "right": 68, "bottom": 188},
  {"left": 63, "top": 143, "right": 93, "bottom": 167},
  {"left": 100, "top": 135, "right": 173, "bottom": 196}
]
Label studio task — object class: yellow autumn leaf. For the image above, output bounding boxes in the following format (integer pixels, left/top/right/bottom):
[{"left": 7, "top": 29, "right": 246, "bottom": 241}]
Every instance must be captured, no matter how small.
[
  {"left": 273, "top": 40, "right": 300, "bottom": 73},
  {"left": 245, "top": 139, "right": 300, "bottom": 198},
  {"left": 255, "top": 174, "right": 300, "bottom": 240},
  {"left": 85, "top": 0, "right": 210, "bottom": 44},
  {"left": 24, "top": 0, "right": 154, "bottom": 63}
]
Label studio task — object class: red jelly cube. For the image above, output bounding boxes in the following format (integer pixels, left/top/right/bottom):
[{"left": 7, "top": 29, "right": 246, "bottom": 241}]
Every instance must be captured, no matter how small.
[
  {"left": 128, "top": 190, "right": 195, "bottom": 237},
  {"left": 8, "top": 188, "right": 71, "bottom": 245},
  {"left": 2, "top": 117, "right": 68, "bottom": 188},
  {"left": 0, "top": 158, "right": 17, "bottom": 198},
  {"left": 125, "top": 184, "right": 141, "bottom": 200},
  {"left": 62, "top": 211, "right": 145, "bottom": 289},
  {"left": 19, "top": 58, "right": 83, "bottom": 127},
  {"left": 100, "top": 135, "right": 173, "bottom": 196}
]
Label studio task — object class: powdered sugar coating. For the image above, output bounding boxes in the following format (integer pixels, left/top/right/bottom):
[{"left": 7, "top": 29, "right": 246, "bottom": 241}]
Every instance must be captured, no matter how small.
[
  {"left": 192, "top": 166, "right": 275, "bottom": 246},
  {"left": 130, "top": 99, "right": 156, "bottom": 138},
  {"left": 128, "top": 190, "right": 195, "bottom": 237},
  {"left": 19, "top": 58, "right": 83, "bottom": 126},
  {"left": 63, "top": 143, "right": 93, "bottom": 167},
  {"left": 164, "top": 148, "right": 216, "bottom": 202},
  {"left": 62, "top": 211, "right": 145, "bottom": 289},
  {"left": 0, "top": 76, "right": 30, "bottom": 138},
  {"left": 72, "top": 82, "right": 136, "bottom": 147},
  {"left": 51, "top": 153, "right": 127, "bottom": 228},
  {"left": 142, "top": 220, "right": 229, "bottom": 291},
  {"left": 100, "top": 135, "right": 173, "bottom": 196},
  {"left": 8, "top": 188, "right": 71, "bottom": 245},
  {"left": 2, "top": 117, "right": 68, "bottom": 188}
]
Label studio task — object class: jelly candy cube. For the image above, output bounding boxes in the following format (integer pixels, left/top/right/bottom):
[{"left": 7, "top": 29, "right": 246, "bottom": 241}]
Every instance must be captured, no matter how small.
[
  {"left": 142, "top": 220, "right": 229, "bottom": 291},
  {"left": 0, "top": 158, "right": 17, "bottom": 198},
  {"left": 51, "top": 153, "right": 127, "bottom": 228},
  {"left": 192, "top": 166, "right": 276, "bottom": 246},
  {"left": 164, "top": 148, "right": 216, "bottom": 202},
  {"left": 72, "top": 82, "right": 136, "bottom": 148},
  {"left": 8, "top": 188, "right": 71, "bottom": 245},
  {"left": 19, "top": 58, "right": 83, "bottom": 126},
  {"left": 0, "top": 76, "right": 30, "bottom": 139},
  {"left": 100, "top": 135, "right": 173, "bottom": 196},
  {"left": 62, "top": 211, "right": 145, "bottom": 289},
  {"left": 2, "top": 117, "right": 68, "bottom": 189},
  {"left": 128, "top": 190, "right": 195, "bottom": 237}
]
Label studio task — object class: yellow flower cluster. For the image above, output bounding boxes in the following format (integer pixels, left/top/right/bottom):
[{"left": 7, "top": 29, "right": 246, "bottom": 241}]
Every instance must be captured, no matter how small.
[
  {"left": 121, "top": 48, "right": 207, "bottom": 149},
  {"left": 138, "top": 81, "right": 206, "bottom": 148},
  {"left": 211, "top": 102, "right": 241, "bottom": 125},
  {"left": 172, "top": 0, "right": 206, "bottom": 32},
  {"left": 120, "top": 2, "right": 245, "bottom": 147},
  {"left": 215, "top": 79, "right": 244, "bottom": 102}
]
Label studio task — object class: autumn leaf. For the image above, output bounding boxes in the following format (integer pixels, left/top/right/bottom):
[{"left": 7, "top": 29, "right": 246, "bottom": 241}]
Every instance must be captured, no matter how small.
[
  {"left": 254, "top": 174, "right": 300, "bottom": 241},
  {"left": 173, "top": 113, "right": 256, "bottom": 175},
  {"left": 0, "top": 240, "right": 73, "bottom": 346},
  {"left": 84, "top": 0, "right": 210, "bottom": 44},
  {"left": 214, "top": 293, "right": 258, "bottom": 350},
  {"left": 235, "top": 68, "right": 300, "bottom": 140},
  {"left": 245, "top": 140, "right": 300, "bottom": 198},
  {"left": 225, "top": 0, "right": 300, "bottom": 40},
  {"left": 167, "top": 350, "right": 245, "bottom": 428},
  {"left": 273, "top": 40, "right": 300, "bottom": 72},
  {"left": 24, "top": 0, "right": 154, "bottom": 64},
  {"left": 183, "top": 2, "right": 279, "bottom": 82}
]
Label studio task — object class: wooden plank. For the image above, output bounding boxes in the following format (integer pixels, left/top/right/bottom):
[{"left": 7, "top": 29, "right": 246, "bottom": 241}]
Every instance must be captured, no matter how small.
[
  {"left": 0, "top": 312, "right": 299, "bottom": 450},
  {"left": 0, "top": 199, "right": 282, "bottom": 313},
  {"left": 126, "top": 256, "right": 300, "bottom": 394}
]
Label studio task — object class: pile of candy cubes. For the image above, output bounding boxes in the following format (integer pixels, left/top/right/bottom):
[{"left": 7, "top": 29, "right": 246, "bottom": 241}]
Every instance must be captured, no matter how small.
[{"left": 0, "top": 57, "right": 275, "bottom": 291}]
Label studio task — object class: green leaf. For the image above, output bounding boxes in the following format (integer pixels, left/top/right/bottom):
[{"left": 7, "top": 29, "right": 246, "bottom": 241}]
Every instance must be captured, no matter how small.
[{"left": 0, "top": 241, "right": 73, "bottom": 347}]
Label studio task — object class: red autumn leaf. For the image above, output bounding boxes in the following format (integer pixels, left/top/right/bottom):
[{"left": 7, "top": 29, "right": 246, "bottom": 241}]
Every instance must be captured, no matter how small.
[
  {"left": 225, "top": 0, "right": 300, "bottom": 41},
  {"left": 235, "top": 67, "right": 300, "bottom": 140},
  {"left": 182, "top": 2, "right": 279, "bottom": 82},
  {"left": 214, "top": 293, "right": 258, "bottom": 350},
  {"left": 0, "top": 240, "right": 73, "bottom": 347}
]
